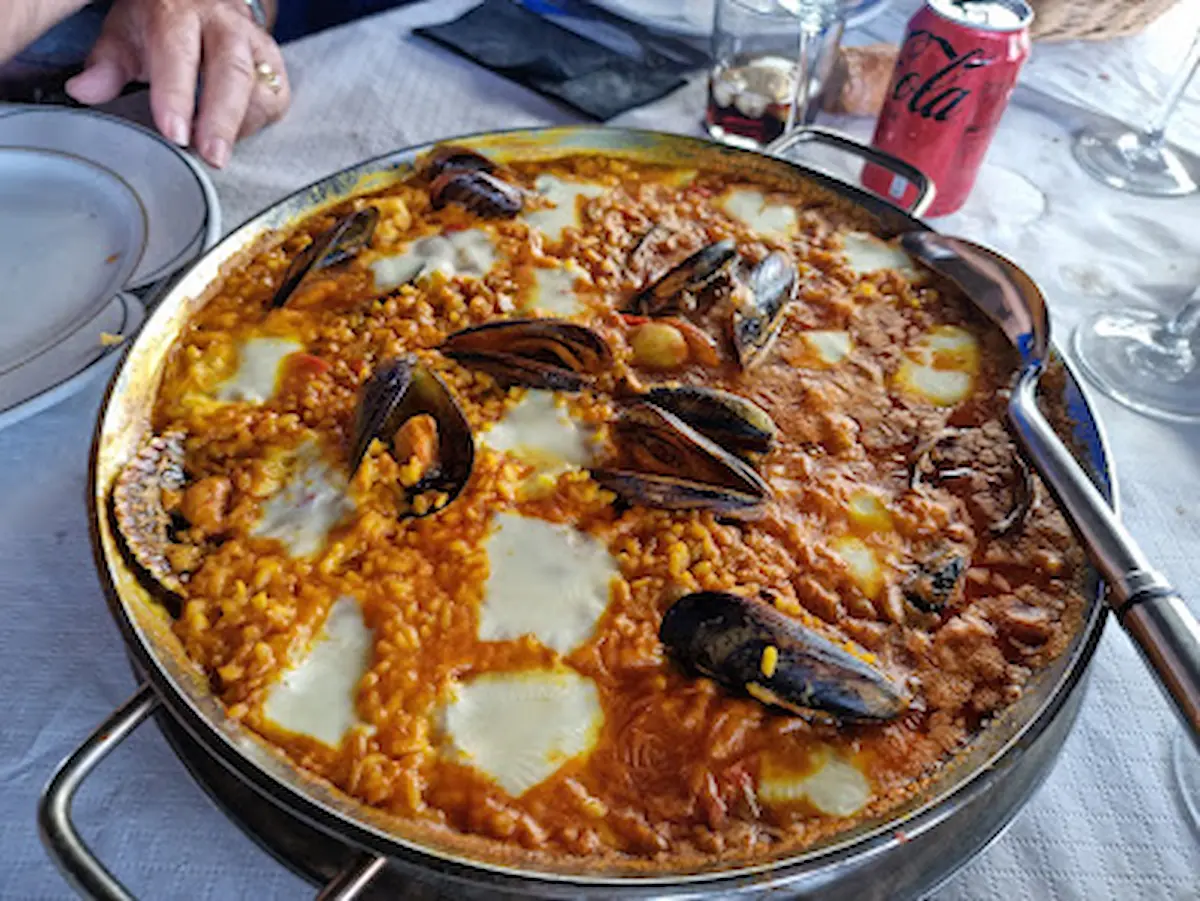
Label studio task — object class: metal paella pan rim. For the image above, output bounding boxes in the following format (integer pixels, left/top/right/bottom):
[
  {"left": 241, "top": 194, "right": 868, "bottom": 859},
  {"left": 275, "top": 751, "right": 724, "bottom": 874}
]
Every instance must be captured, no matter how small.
[{"left": 83, "top": 126, "right": 1114, "bottom": 892}]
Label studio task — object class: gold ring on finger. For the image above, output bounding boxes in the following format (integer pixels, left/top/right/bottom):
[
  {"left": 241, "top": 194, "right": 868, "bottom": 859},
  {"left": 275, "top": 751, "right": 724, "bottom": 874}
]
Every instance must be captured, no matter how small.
[{"left": 255, "top": 61, "right": 282, "bottom": 94}]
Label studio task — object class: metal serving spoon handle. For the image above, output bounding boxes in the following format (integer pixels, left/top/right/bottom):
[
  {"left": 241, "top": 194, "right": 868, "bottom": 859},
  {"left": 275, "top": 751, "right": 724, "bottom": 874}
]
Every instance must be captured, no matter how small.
[{"left": 901, "top": 232, "right": 1200, "bottom": 749}]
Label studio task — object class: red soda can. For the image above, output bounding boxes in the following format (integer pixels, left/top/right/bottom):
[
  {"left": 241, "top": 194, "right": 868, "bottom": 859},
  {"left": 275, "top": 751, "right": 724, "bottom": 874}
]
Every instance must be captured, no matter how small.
[{"left": 862, "top": 0, "right": 1032, "bottom": 217}]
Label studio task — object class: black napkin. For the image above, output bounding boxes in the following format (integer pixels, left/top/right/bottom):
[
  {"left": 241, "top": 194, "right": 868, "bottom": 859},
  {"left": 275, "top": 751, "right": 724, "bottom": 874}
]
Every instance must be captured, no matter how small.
[{"left": 415, "top": 0, "right": 689, "bottom": 120}]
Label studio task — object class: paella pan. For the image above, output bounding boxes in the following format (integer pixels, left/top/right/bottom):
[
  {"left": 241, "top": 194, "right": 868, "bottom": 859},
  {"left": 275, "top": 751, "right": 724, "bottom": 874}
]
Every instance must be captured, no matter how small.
[{"left": 47, "top": 127, "right": 1117, "bottom": 899}]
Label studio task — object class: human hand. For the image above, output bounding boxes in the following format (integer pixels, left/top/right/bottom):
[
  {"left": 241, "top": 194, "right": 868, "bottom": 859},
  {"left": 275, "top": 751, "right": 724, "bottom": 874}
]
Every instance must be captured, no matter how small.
[{"left": 64, "top": 0, "right": 290, "bottom": 168}]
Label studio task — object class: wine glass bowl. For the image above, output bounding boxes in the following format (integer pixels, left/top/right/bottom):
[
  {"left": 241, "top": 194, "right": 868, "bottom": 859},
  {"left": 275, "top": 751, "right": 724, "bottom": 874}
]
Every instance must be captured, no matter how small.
[{"left": 1072, "top": 29, "right": 1200, "bottom": 197}]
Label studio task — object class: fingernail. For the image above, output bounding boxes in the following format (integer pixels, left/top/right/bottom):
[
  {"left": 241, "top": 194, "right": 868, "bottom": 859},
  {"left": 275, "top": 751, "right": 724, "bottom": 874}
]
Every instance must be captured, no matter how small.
[
  {"left": 164, "top": 114, "right": 190, "bottom": 147},
  {"left": 204, "top": 138, "right": 231, "bottom": 169}
]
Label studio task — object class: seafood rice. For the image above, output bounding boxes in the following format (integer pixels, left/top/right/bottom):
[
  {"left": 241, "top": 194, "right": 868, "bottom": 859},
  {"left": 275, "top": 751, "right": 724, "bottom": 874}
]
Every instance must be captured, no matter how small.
[{"left": 111, "top": 145, "right": 1086, "bottom": 867}]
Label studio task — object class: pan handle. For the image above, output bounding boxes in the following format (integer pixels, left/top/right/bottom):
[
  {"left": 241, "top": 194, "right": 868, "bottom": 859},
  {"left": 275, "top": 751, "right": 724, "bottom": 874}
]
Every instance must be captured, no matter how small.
[
  {"left": 764, "top": 126, "right": 935, "bottom": 218},
  {"left": 39, "top": 685, "right": 160, "bottom": 901},
  {"left": 41, "top": 685, "right": 393, "bottom": 899}
]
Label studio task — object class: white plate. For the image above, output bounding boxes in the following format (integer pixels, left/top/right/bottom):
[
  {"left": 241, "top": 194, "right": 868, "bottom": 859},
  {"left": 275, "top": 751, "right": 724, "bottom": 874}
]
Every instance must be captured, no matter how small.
[
  {"left": 0, "top": 104, "right": 221, "bottom": 289},
  {"left": 591, "top": 0, "right": 893, "bottom": 38},
  {"left": 0, "top": 104, "right": 220, "bottom": 433},
  {"left": 0, "top": 291, "right": 145, "bottom": 432},
  {"left": 0, "top": 147, "right": 146, "bottom": 375}
]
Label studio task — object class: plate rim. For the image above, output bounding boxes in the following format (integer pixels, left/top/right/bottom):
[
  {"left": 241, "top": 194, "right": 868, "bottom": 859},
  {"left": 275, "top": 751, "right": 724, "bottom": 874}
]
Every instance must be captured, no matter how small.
[
  {"left": 0, "top": 103, "right": 221, "bottom": 289},
  {"left": 0, "top": 291, "right": 145, "bottom": 433},
  {"left": 0, "top": 144, "right": 149, "bottom": 376}
]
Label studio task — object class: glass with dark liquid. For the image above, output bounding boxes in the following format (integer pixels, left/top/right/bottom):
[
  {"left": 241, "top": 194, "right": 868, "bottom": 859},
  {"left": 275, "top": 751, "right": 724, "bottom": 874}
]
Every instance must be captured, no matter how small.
[{"left": 705, "top": 0, "right": 847, "bottom": 150}]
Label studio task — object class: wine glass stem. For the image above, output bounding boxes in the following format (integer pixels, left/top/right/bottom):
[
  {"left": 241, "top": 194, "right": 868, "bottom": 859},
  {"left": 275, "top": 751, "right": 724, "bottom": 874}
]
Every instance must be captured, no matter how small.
[
  {"left": 785, "top": 24, "right": 818, "bottom": 133},
  {"left": 1165, "top": 299, "right": 1200, "bottom": 339},
  {"left": 1145, "top": 30, "right": 1200, "bottom": 142}
]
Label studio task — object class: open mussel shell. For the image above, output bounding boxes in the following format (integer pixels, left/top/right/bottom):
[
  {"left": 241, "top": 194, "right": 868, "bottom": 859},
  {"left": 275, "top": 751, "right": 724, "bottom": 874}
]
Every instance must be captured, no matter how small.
[
  {"left": 660, "top": 591, "right": 909, "bottom": 723},
  {"left": 591, "top": 402, "right": 770, "bottom": 515},
  {"left": 644, "top": 385, "right": 777, "bottom": 459},
  {"left": 351, "top": 356, "right": 474, "bottom": 516},
  {"left": 420, "top": 144, "right": 498, "bottom": 180},
  {"left": 627, "top": 239, "right": 739, "bottom": 316},
  {"left": 440, "top": 319, "right": 612, "bottom": 391},
  {"left": 910, "top": 428, "right": 1036, "bottom": 536},
  {"left": 731, "top": 250, "right": 797, "bottom": 368},
  {"left": 270, "top": 208, "right": 379, "bottom": 309},
  {"left": 111, "top": 431, "right": 189, "bottom": 600},
  {"left": 429, "top": 170, "right": 523, "bottom": 219}
]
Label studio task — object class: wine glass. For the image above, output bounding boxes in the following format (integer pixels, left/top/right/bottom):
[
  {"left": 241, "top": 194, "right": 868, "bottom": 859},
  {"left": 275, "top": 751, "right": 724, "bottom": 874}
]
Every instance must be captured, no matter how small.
[
  {"left": 1072, "top": 287, "right": 1200, "bottom": 422},
  {"left": 1072, "top": 28, "right": 1200, "bottom": 196},
  {"left": 1071, "top": 29, "right": 1200, "bottom": 423}
]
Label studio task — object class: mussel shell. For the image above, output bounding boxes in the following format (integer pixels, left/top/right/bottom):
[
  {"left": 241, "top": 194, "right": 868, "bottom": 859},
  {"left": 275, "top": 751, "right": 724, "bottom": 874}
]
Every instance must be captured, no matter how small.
[
  {"left": 910, "top": 428, "right": 1035, "bottom": 536},
  {"left": 440, "top": 319, "right": 612, "bottom": 391},
  {"left": 111, "top": 431, "right": 188, "bottom": 599},
  {"left": 903, "top": 546, "right": 968, "bottom": 613},
  {"left": 660, "top": 591, "right": 909, "bottom": 722},
  {"left": 593, "top": 403, "right": 770, "bottom": 514},
  {"left": 269, "top": 208, "right": 379, "bottom": 309},
  {"left": 732, "top": 251, "right": 797, "bottom": 368},
  {"left": 351, "top": 356, "right": 475, "bottom": 516},
  {"left": 429, "top": 170, "right": 523, "bottom": 218},
  {"left": 644, "top": 385, "right": 776, "bottom": 458},
  {"left": 590, "top": 469, "right": 765, "bottom": 516},
  {"left": 627, "top": 239, "right": 738, "bottom": 316},
  {"left": 421, "top": 145, "right": 497, "bottom": 180}
]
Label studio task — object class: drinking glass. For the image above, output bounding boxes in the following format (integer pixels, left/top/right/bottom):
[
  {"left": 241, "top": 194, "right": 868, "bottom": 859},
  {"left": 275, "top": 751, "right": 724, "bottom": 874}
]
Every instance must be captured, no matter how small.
[
  {"left": 1072, "top": 285, "right": 1200, "bottom": 422},
  {"left": 1072, "top": 29, "right": 1200, "bottom": 196},
  {"left": 706, "top": 0, "right": 846, "bottom": 150}
]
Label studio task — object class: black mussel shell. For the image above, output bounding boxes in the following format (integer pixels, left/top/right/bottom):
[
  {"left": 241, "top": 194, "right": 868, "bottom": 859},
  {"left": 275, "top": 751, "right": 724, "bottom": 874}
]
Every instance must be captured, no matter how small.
[
  {"left": 910, "top": 428, "right": 1035, "bottom": 536},
  {"left": 644, "top": 385, "right": 777, "bottom": 458},
  {"left": 429, "top": 170, "right": 523, "bottom": 218},
  {"left": 591, "top": 402, "right": 770, "bottom": 515},
  {"left": 660, "top": 591, "right": 909, "bottom": 722},
  {"left": 903, "top": 545, "right": 969, "bottom": 613},
  {"left": 111, "top": 431, "right": 189, "bottom": 598},
  {"left": 731, "top": 251, "right": 797, "bottom": 368},
  {"left": 421, "top": 145, "right": 498, "bottom": 181},
  {"left": 627, "top": 239, "right": 739, "bottom": 316},
  {"left": 351, "top": 356, "right": 474, "bottom": 517},
  {"left": 270, "top": 208, "right": 379, "bottom": 309},
  {"left": 589, "top": 469, "right": 765, "bottom": 517},
  {"left": 440, "top": 319, "right": 612, "bottom": 391}
]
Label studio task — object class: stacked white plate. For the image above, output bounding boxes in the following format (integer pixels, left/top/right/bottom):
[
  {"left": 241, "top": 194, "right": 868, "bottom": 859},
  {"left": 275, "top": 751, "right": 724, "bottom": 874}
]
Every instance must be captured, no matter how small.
[{"left": 0, "top": 105, "right": 220, "bottom": 431}]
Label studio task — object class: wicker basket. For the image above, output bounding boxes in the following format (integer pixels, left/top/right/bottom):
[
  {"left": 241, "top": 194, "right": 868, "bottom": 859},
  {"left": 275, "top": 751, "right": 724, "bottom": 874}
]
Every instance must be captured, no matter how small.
[{"left": 1029, "top": 0, "right": 1181, "bottom": 41}]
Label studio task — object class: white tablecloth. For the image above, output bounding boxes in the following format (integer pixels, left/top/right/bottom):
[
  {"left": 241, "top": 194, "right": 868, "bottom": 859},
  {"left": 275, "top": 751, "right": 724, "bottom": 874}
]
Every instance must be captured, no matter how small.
[{"left": 2, "top": 1, "right": 1198, "bottom": 898}]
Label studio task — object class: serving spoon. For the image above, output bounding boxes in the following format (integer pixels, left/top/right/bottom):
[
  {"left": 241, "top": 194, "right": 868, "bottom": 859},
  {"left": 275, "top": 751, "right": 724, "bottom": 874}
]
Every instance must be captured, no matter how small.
[{"left": 901, "top": 232, "right": 1200, "bottom": 747}]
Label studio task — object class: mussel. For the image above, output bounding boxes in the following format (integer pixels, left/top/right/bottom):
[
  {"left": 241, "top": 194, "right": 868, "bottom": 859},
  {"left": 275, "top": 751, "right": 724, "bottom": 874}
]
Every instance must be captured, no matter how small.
[
  {"left": 903, "top": 545, "right": 969, "bottom": 613},
  {"left": 909, "top": 427, "right": 1035, "bottom": 536},
  {"left": 351, "top": 356, "right": 474, "bottom": 517},
  {"left": 440, "top": 319, "right": 612, "bottom": 391},
  {"left": 731, "top": 251, "right": 798, "bottom": 369},
  {"left": 660, "top": 591, "right": 909, "bottom": 723},
  {"left": 420, "top": 145, "right": 498, "bottom": 180},
  {"left": 111, "top": 431, "right": 189, "bottom": 600},
  {"left": 591, "top": 403, "right": 770, "bottom": 516},
  {"left": 626, "top": 240, "right": 739, "bottom": 317},
  {"left": 429, "top": 170, "right": 523, "bottom": 219},
  {"left": 269, "top": 208, "right": 379, "bottom": 309},
  {"left": 643, "top": 385, "right": 777, "bottom": 459}
]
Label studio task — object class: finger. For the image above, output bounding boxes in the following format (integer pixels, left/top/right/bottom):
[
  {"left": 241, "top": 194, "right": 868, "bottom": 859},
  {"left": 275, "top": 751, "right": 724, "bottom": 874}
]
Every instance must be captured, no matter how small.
[
  {"left": 194, "top": 22, "right": 256, "bottom": 168},
  {"left": 240, "top": 37, "right": 291, "bottom": 140},
  {"left": 144, "top": 9, "right": 202, "bottom": 147},
  {"left": 64, "top": 34, "right": 138, "bottom": 106}
]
